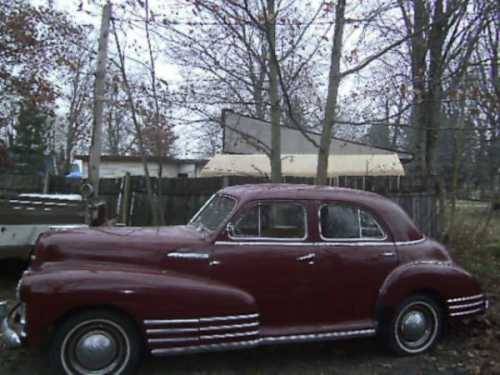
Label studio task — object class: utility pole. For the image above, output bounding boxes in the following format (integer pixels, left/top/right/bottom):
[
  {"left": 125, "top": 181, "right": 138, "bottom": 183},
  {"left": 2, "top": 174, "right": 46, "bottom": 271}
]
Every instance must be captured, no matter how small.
[{"left": 89, "top": 2, "right": 111, "bottom": 197}]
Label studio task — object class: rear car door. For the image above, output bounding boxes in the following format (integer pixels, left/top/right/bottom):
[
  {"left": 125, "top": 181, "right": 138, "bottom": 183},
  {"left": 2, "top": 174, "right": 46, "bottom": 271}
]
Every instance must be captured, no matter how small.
[{"left": 317, "top": 202, "right": 398, "bottom": 325}]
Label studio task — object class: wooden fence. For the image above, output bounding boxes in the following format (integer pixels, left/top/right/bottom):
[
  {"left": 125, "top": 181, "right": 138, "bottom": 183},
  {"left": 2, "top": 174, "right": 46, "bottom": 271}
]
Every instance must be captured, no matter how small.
[{"left": 0, "top": 174, "right": 441, "bottom": 237}]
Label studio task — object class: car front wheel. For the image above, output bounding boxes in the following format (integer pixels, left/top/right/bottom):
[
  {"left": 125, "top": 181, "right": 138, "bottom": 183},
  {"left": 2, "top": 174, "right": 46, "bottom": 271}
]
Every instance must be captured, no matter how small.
[
  {"left": 385, "top": 295, "right": 443, "bottom": 355},
  {"left": 49, "top": 310, "right": 143, "bottom": 374}
]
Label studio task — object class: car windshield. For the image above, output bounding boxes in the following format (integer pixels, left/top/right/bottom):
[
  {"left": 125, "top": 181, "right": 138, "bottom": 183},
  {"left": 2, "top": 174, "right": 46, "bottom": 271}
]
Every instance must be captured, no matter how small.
[{"left": 189, "top": 194, "right": 236, "bottom": 233}]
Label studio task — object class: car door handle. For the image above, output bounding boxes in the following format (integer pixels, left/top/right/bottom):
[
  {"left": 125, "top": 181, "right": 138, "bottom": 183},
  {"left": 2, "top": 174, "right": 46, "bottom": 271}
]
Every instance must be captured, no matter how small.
[
  {"left": 297, "top": 253, "right": 316, "bottom": 264},
  {"left": 381, "top": 251, "right": 396, "bottom": 257}
]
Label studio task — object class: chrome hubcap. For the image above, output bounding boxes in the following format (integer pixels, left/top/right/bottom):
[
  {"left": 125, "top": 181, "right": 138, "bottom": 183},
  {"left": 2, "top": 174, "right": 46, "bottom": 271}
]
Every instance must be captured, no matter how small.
[
  {"left": 75, "top": 331, "right": 117, "bottom": 370},
  {"left": 396, "top": 302, "right": 438, "bottom": 352},
  {"left": 62, "top": 319, "right": 130, "bottom": 375},
  {"left": 400, "top": 310, "right": 428, "bottom": 342}
]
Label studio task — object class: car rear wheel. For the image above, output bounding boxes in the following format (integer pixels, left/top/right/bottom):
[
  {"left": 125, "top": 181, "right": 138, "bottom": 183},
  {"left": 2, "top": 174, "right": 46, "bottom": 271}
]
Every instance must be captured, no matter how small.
[
  {"left": 384, "top": 295, "right": 443, "bottom": 355},
  {"left": 49, "top": 310, "right": 143, "bottom": 374}
]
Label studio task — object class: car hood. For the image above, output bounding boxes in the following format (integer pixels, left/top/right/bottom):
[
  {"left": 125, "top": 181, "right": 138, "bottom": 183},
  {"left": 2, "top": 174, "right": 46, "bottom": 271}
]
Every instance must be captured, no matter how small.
[{"left": 32, "top": 225, "right": 207, "bottom": 267}]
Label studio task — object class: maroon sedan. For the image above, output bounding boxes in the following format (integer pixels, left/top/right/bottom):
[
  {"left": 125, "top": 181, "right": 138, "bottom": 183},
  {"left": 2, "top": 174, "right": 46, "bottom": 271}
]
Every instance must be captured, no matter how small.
[{"left": 1, "top": 184, "right": 488, "bottom": 374}]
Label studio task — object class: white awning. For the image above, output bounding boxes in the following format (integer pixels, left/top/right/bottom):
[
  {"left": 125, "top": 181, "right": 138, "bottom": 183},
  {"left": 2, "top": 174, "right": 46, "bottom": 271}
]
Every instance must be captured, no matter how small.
[{"left": 200, "top": 154, "right": 405, "bottom": 178}]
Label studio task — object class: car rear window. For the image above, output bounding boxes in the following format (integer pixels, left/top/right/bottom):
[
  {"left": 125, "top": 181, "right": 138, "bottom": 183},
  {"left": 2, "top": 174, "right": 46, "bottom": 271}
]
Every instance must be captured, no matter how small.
[{"left": 320, "top": 204, "right": 386, "bottom": 240}]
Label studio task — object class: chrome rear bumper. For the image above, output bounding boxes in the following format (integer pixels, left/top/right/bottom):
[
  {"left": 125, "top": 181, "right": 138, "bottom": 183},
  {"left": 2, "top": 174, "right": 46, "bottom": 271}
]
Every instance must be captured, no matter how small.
[{"left": 0, "top": 301, "right": 23, "bottom": 349}]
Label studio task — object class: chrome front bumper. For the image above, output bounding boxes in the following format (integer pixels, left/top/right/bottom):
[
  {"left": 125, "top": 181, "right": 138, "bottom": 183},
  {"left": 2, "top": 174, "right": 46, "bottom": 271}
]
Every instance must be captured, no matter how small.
[{"left": 0, "top": 301, "right": 23, "bottom": 349}]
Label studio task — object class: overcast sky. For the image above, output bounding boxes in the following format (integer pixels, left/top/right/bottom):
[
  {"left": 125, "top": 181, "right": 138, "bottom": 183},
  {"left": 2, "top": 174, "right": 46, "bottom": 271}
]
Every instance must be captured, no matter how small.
[{"left": 30, "top": 0, "right": 371, "bottom": 157}]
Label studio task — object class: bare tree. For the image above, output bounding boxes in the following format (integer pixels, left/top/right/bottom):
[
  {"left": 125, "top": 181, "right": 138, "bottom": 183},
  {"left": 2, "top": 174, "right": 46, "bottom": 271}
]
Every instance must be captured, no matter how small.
[{"left": 111, "top": 18, "right": 161, "bottom": 226}]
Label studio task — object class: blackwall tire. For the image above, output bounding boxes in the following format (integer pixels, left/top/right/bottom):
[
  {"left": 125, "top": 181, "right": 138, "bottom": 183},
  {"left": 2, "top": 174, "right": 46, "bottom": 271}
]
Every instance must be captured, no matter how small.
[
  {"left": 384, "top": 295, "right": 443, "bottom": 355},
  {"left": 48, "top": 310, "right": 143, "bottom": 375}
]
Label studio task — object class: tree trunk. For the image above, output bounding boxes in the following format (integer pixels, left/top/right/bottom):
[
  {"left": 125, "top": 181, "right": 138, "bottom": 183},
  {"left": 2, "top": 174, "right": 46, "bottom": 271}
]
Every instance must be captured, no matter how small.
[
  {"left": 88, "top": 2, "right": 111, "bottom": 196},
  {"left": 145, "top": 0, "right": 165, "bottom": 225},
  {"left": 316, "top": 0, "right": 346, "bottom": 185},
  {"left": 266, "top": 0, "right": 282, "bottom": 182},
  {"left": 424, "top": 0, "right": 446, "bottom": 186},
  {"left": 401, "top": 0, "right": 428, "bottom": 180}
]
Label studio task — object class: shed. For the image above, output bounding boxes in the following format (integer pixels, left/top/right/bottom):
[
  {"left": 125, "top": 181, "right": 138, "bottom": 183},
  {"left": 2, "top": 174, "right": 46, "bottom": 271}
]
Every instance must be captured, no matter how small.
[{"left": 200, "top": 154, "right": 405, "bottom": 178}]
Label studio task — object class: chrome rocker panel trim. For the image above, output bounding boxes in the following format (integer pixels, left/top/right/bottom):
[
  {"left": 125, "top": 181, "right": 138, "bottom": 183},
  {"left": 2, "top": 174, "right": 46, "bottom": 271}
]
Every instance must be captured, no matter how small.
[{"left": 149, "top": 327, "right": 376, "bottom": 357}]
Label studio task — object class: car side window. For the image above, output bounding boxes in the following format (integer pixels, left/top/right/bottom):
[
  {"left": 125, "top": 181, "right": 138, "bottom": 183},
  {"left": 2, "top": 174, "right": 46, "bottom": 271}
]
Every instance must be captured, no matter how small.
[
  {"left": 320, "top": 204, "right": 386, "bottom": 240},
  {"left": 233, "top": 206, "right": 259, "bottom": 236},
  {"left": 232, "top": 202, "right": 306, "bottom": 239}
]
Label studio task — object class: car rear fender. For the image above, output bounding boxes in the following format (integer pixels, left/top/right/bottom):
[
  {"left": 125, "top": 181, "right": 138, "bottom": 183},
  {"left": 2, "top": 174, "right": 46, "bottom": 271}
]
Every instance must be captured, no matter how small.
[{"left": 376, "top": 261, "right": 481, "bottom": 320}]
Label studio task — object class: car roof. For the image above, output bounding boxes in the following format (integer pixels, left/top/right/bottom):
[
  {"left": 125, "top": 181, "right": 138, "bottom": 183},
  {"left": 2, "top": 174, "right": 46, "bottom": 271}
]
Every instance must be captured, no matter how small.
[
  {"left": 220, "top": 183, "right": 382, "bottom": 202},
  {"left": 219, "top": 184, "right": 424, "bottom": 242}
]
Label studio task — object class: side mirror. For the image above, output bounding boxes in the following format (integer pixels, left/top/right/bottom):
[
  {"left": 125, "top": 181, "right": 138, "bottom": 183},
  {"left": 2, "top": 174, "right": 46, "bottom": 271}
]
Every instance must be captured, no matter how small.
[{"left": 226, "top": 223, "right": 235, "bottom": 237}]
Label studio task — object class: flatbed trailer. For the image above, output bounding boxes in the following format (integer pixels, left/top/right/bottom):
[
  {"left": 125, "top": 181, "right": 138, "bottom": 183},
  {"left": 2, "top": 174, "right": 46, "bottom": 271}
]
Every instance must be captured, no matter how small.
[{"left": 0, "top": 194, "right": 105, "bottom": 260}]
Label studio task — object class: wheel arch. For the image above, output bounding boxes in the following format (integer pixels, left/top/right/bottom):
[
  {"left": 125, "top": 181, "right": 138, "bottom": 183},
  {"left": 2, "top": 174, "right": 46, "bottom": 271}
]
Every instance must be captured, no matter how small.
[{"left": 44, "top": 304, "right": 145, "bottom": 349}]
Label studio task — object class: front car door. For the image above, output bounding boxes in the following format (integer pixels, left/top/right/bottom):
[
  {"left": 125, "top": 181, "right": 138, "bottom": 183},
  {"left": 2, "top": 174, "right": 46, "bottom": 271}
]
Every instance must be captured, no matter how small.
[
  {"left": 210, "top": 199, "right": 322, "bottom": 335},
  {"left": 316, "top": 201, "right": 398, "bottom": 326}
]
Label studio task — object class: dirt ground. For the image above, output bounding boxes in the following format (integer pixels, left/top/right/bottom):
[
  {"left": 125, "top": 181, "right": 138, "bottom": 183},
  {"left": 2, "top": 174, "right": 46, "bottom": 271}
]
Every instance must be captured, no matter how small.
[{"left": 1, "top": 208, "right": 499, "bottom": 374}]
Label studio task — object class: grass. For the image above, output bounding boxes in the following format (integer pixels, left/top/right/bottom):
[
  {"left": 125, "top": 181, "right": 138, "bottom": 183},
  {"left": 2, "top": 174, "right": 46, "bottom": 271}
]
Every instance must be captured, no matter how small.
[{"left": 445, "top": 202, "right": 500, "bottom": 283}]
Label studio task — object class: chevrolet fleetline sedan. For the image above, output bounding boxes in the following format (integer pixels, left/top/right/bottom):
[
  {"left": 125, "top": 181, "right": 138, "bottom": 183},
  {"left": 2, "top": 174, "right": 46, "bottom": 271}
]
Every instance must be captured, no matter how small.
[{"left": 1, "top": 184, "right": 488, "bottom": 374}]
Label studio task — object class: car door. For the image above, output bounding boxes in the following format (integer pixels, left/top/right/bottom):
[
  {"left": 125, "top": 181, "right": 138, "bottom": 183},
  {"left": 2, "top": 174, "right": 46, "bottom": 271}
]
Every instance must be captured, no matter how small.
[
  {"left": 209, "top": 200, "right": 322, "bottom": 333},
  {"left": 316, "top": 201, "right": 398, "bottom": 325}
]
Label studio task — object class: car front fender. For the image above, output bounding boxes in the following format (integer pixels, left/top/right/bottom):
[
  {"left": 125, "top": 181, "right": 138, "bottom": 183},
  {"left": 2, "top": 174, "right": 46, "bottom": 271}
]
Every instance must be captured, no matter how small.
[{"left": 20, "top": 262, "right": 256, "bottom": 347}]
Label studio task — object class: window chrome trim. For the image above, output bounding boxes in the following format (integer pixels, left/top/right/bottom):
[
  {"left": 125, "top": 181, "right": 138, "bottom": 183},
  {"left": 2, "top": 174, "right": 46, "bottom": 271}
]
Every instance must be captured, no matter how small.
[
  {"left": 188, "top": 194, "right": 216, "bottom": 225},
  {"left": 188, "top": 193, "right": 238, "bottom": 234},
  {"left": 318, "top": 203, "right": 388, "bottom": 242},
  {"left": 228, "top": 201, "right": 308, "bottom": 242}
]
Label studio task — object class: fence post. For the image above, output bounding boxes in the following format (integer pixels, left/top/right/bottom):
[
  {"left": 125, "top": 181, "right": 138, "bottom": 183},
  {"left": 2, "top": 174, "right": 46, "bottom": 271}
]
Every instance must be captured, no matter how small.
[
  {"left": 120, "top": 172, "right": 132, "bottom": 225},
  {"left": 43, "top": 173, "right": 50, "bottom": 194}
]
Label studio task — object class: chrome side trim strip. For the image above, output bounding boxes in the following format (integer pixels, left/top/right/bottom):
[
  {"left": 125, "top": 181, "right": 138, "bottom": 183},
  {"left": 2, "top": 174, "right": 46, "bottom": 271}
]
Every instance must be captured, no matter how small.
[
  {"left": 394, "top": 237, "right": 426, "bottom": 246},
  {"left": 448, "top": 300, "right": 485, "bottom": 310},
  {"left": 148, "top": 336, "right": 199, "bottom": 344},
  {"left": 199, "top": 313, "right": 259, "bottom": 323},
  {"left": 447, "top": 294, "right": 483, "bottom": 303},
  {"left": 146, "top": 327, "right": 198, "bottom": 334},
  {"left": 215, "top": 239, "right": 425, "bottom": 247},
  {"left": 450, "top": 308, "right": 484, "bottom": 317},
  {"left": 144, "top": 318, "right": 198, "bottom": 325},
  {"left": 201, "top": 330, "right": 259, "bottom": 340},
  {"left": 216, "top": 241, "right": 312, "bottom": 246},
  {"left": 317, "top": 242, "right": 392, "bottom": 247},
  {"left": 261, "top": 328, "right": 376, "bottom": 344},
  {"left": 199, "top": 322, "right": 259, "bottom": 332},
  {"left": 166, "top": 252, "right": 209, "bottom": 260},
  {"left": 151, "top": 339, "right": 261, "bottom": 356},
  {"left": 144, "top": 313, "right": 259, "bottom": 326}
]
